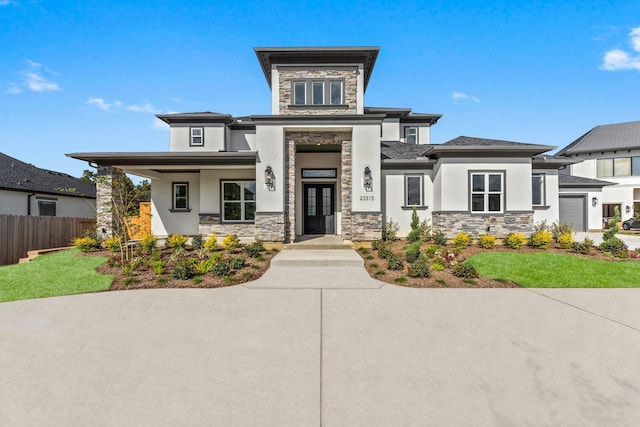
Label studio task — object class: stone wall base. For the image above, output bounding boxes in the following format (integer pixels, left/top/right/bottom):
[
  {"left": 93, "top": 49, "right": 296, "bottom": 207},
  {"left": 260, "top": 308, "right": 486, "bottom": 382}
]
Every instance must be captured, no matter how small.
[
  {"left": 432, "top": 211, "right": 534, "bottom": 238},
  {"left": 199, "top": 212, "right": 285, "bottom": 242},
  {"left": 254, "top": 212, "right": 286, "bottom": 242},
  {"left": 350, "top": 212, "right": 382, "bottom": 241}
]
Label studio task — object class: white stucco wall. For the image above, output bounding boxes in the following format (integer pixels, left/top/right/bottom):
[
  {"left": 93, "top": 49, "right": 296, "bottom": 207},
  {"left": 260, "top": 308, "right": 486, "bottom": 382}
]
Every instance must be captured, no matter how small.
[
  {"left": 169, "top": 124, "right": 226, "bottom": 151},
  {"left": 382, "top": 170, "right": 433, "bottom": 237},
  {"left": 255, "top": 125, "right": 285, "bottom": 213},
  {"left": 381, "top": 119, "right": 399, "bottom": 141},
  {"left": 151, "top": 173, "right": 200, "bottom": 237},
  {"left": 351, "top": 124, "right": 381, "bottom": 212},
  {"left": 559, "top": 188, "right": 604, "bottom": 230},
  {"left": 0, "top": 190, "right": 95, "bottom": 217},
  {"left": 532, "top": 169, "right": 559, "bottom": 225},
  {"left": 228, "top": 129, "right": 256, "bottom": 151},
  {"left": 199, "top": 169, "right": 256, "bottom": 214},
  {"left": 0, "top": 190, "right": 29, "bottom": 215}
]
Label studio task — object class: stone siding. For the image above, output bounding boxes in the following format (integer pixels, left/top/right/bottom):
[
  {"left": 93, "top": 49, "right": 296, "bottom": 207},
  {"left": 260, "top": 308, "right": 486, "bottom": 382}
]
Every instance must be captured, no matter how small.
[
  {"left": 341, "top": 140, "right": 352, "bottom": 240},
  {"left": 96, "top": 166, "right": 124, "bottom": 240},
  {"left": 351, "top": 212, "right": 382, "bottom": 240},
  {"left": 278, "top": 67, "right": 357, "bottom": 115},
  {"left": 432, "top": 211, "right": 534, "bottom": 238},
  {"left": 198, "top": 214, "right": 258, "bottom": 239},
  {"left": 254, "top": 212, "right": 286, "bottom": 241}
]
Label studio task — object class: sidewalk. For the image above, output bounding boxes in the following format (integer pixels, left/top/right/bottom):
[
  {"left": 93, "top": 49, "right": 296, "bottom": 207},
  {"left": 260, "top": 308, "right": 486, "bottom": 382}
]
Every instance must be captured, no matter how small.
[{"left": 576, "top": 231, "right": 640, "bottom": 249}]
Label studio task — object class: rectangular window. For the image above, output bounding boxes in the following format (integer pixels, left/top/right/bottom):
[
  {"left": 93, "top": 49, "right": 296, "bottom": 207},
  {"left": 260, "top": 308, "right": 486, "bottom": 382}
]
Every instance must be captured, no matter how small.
[
  {"left": 471, "top": 173, "right": 503, "bottom": 213},
  {"left": 405, "top": 175, "right": 423, "bottom": 206},
  {"left": 293, "top": 81, "right": 306, "bottom": 105},
  {"left": 173, "top": 183, "right": 189, "bottom": 210},
  {"left": 614, "top": 157, "right": 631, "bottom": 177},
  {"left": 632, "top": 157, "right": 640, "bottom": 176},
  {"left": 312, "top": 81, "right": 324, "bottom": 105},
  {"left": 597, "top": 159, "right": 614, "bottom": 177},
  {"left": 37, "top": 199, "right": 56, "bottom": 216},
  {"left": 222, "top": 181, "right": 256, "bottom": 222},
  {"left": 329, "top": 81, "right": 342, "bottom": 105},
  {"left": 190, "top": 128, "right": 203, "bottom": 146},
  {"left": 302, "top": 169, "right": 337, "bottom": 178},
  {"left": 405, "top": 127, "right": 418, "bottom": 144},
  {"left": 532, "top": 174, "right": 545, "bottom": 206}
]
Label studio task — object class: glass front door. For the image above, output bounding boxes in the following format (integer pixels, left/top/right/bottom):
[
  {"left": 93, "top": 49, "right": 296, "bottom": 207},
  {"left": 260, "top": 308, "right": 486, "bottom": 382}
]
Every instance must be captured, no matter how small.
[{"left": 303, "top": 184, "right": 335, "bottom": 234}]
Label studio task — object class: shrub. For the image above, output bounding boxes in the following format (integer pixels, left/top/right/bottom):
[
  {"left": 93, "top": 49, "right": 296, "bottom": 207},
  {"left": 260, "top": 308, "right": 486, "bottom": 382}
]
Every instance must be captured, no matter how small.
[
  {"left": 204, "top": 234, "right": 218, "bottom": 252},
  {"left": 410, "top": 207, "right": 420, "bottom": 231},
  {"left": 433, "top": 232, "right": 447, "bottom": 246},
  {"left": 378, "top": 245, "right": 393, "bottom": 260},
  {"left": 504, "top": 233, "right": 527, "bottom": 249},
  {"left": 419, "top": 219, "right": 432, "bottom": 241},
  {"left": 211, "top": 259, "right": 231, "bottom": 276},
  {"left": 107, "top": 255, "right": 121, "bottom": 267},
  {"left": 452, "top": 263, "right": 479, "bottom": 279},
  {"left": 103, "top": 235, "right": 123, "bottom": 252},
  {"left": 558, "top": 232, "right": 574, "bottom": 249},
  {"left": 140, "top": 234, "right": 158, "bottom": 252},
  {"left": 404, "top": 242, "right": 422, "bottom": 263},
  {"left": 394, "top": 276, "right": 408, "bottom": 284},
  {"left": 477, "top": 234, "right": 496, "bottom": 249},
  {"left": 529, "top": 230, "right": 553, "bottom": 249},
  {"left": 371, "top": 240, "right": 383, "bottom": 250},
  {"left": 123, "top": 277, "right": 139, "bottom": 287},
  {"left": 406, "top": 228, "right": 423, "bottom": 244},
  {"left": 167, "top": 233, "right": 188, "bottom": 250},
  {"left": 408, "top": 259, "right": 431, "bottom": 278},
  {"left": 432, "top": 263, "right": 445, "bottom": 271},
  {"left": 599, "top": 237, "right": 628, "bottom": 257},
  {"left": 387, "top": 253, "right": 404, "bottom": 271},
  {"left": 532, "top": 220, "right": 551, "bottom": 234},
  {"left": 244, "top": 241, "right": 264, "bottom": 258},
  {"left": 153, "top": 260, "right": 165, "bottom": 275},
  {"left": 425, "top": 244, "right": 439, "bottom": 258},
  {"left": 551, "top": 221, "right": 575, "bottom": 243},
  {"left": 383, "top": 218, "right": 399, "bottom": 241},
  {"left": 195, "top": 258, "right": 215, "bottom": 275},
  {"left": 222, "top": 234, "right": 240, "bottom": 252},
  {"left": 191, "top": 234, "right": 204, "bottom": 250},
  {"left": 452, "top": 232, "right": 471, "bottom": 248},
  {"left": 228, "top": 256, "right": 246, "bottom": 270},
  {"left": 603, "top": 206, "right": 621, "bottom": 241},
  {"left": 170, "top": 260, "right": 195, "bottom": 280},
  {"left": 73, "top": 236, "right": 98, "bottom": 252},
  {"left": 572, "top": 237, "right": 593, "bottom": 255}
]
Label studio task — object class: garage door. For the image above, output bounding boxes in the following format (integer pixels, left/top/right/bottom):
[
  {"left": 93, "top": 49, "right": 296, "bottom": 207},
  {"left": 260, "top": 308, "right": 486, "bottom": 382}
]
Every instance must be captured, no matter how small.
[{"left": 559, "top": 196, "right": 586, "bottom": 231}]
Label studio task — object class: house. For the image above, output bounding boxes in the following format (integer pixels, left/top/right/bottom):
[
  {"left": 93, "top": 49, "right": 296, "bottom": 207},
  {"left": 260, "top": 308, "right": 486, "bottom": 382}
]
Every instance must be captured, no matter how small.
[
  {"left": 557, "top": 120, "right": 640, "bottom": 231},
  {"left": 68, "top": 46, "right": 571, "bottom": 241},
  {"left": 0, "top": 152, "right": 96, "bottom": 218}
]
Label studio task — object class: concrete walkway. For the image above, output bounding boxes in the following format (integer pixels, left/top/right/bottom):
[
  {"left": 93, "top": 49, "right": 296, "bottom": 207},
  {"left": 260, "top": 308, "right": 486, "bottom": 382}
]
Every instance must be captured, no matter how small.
[
  {"left": 577, "top": 231, "right": 640, "bottom": 249},
  {"left": 2, "top": 256, "right": 640, "bottom": 425}
]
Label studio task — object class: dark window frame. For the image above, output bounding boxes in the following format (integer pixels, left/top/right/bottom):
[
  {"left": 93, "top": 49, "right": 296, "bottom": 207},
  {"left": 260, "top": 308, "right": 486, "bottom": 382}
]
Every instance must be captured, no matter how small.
[
  {"left": 172, "top": 182, "right": 190, "bottom": 211},
  {"left": 221, "top": 180, "right": 257, "bottom": 223},
  {"left": 404, "top": 174, "right": 424, "bottom": 207},
  {"left": 532, "top": 173, "right": 546, "bottom": 206},
  {"left": 469, "top": 171, "right": 505, "bottom": 214},
  {"left": 405, "top": 127, "right": 418, "bottom": 144}
]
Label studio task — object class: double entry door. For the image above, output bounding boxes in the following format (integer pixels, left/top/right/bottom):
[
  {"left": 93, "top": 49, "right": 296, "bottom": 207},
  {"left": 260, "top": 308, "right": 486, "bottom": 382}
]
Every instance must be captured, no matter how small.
[{"left": 303, "top": 184, "right": 335, "bottom": 234}]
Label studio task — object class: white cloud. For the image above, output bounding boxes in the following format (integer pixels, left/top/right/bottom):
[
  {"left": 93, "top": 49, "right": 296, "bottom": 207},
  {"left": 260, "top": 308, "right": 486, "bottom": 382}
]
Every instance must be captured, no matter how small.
[
  {"left": 452, "top": 91, "right": 480, "bottom": 103},
  {"left": 9, "top": 59, "right": 61, "bottom": 92},
  {"left": 601, "top": 26, "right": 640, "bottom": 71},
  {"left": 25, "top": 72, "right": 59, "bottom": 92},
  {"left": 87, "top": 97, "right": 121, "bottom": 112},
  {"left": 6, "top": 83, "right": 22, "bottom": 94},
  {"left": 127, "top": 102, "right": 160, "bottom": 113}
]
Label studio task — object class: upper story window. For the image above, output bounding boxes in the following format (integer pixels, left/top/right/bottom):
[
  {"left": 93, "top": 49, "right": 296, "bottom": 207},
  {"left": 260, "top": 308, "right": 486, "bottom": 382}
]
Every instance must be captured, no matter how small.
[
  {"left": 471, "top": 172, "right": 503, "bottom": 213},
  {"left": 405, "top": 127, "right": 418, "bottom": 144},
  {"left": 172, "top": 182, "right": 189, "bottom": 211},
  {"left": 293, "top": 81, "right": 306, "bottom": 105},
  {"left": 532, "top": 173, "right": 545, "bottom": 206},
  {"left": 291, "top": 79, "right": 344, "bottom": 106},
  {"left": 597, "top": 156, "right": 640, "bottom": 177},
  {"left": 405, "top": 175, "right": 423, "bottom": 206},
  {"left": 312, "top": 81, "right": 324, "bottom": 105},
  {"left": 190, "top": 127, "right": 203, "bottom": 146},
  {"left": 330, "top": 81, "right": 342, "bottom": 104}
]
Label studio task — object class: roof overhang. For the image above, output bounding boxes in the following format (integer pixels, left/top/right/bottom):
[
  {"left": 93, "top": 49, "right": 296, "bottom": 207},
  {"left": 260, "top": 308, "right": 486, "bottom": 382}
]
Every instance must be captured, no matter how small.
[
  {"left": 381, "top": 159, "right": 436, "bottom": 169},
  {"left": 429, "top": 144, "right": 554, "bottom": 158},
  {"left": 155, "top": 113, "right": 234, "bottom": 125},
  {"left": 254, "top": 46, "right": 380, "bottom": 92},
  {"left": 532, "top": 155, "right": 577, "bottom": 169}
]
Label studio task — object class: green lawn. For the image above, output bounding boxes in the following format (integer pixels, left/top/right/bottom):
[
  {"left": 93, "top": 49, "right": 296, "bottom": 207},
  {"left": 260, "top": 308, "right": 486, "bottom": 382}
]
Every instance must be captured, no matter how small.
[
  {"left": 467, "top": 252, "right": 640, "bottom": 288},
  {"left": 0, "top": 249, "right": 113, "bottom": 302}
]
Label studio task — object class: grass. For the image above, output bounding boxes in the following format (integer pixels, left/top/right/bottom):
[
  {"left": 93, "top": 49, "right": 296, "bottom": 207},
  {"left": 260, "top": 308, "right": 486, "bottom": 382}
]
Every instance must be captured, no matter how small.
[
  {"left": 0, "top": 249, "right": 113, "bottom": 302},
  {"left": 467, "top": 252, "right": 640, "bottom": 288}
]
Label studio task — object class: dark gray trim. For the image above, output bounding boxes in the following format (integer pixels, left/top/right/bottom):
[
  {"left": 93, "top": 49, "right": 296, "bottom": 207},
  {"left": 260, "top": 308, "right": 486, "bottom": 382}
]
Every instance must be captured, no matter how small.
[
  {"left": 156, "top": 112, "right": 234, "bottom": 124},
  {"left": 401, "top": 205, "right": 428, "bottom": 210},
  {"left": 302, "top": 168, "right": 337, "bottom": 179},
  {"left": 220, "top": 179, "right": 257, "bottom": 223},
  {"left": 532, "top": 205, "right": 551, "bottom": 210},
  {"left": 468, "top": 170, "right": 506, "bottom": 214},
  {"left": 404, "top": 173, "right": 424, "bottom": 207},
  {"left": 35, "top": 196, "right": 57, "bottom": 201},
  {"left": 189, "top": 126, "right": 204, "bottom": 147},
  {"left": 404, "top": 126, "right": 418, "bottom": 144},
  {"left": 67, "top": 151, "right": 257, "bottom": 167},
  {"left": 532, "top": 173, "right": 546, "bottom": 207},
  {"left": 171, "top": 182, "right": 189, "bottom": 211},
  {"left": 169, "top": 208, "right": 192, "bottom": 213},
  {"left": 288, "top": 104, "right": 349, "bottom": 110}
]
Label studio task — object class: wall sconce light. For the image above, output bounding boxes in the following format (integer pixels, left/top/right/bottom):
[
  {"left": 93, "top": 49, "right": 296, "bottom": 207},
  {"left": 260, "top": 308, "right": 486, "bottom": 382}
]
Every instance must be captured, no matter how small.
[
  {"left": 363, "top": 166, "right": 373, "bottom": 191},
  {"left": 592, "top": 197, "right": 598, "bottom": 207},
  {"left": 626, "top": 205, "right": 631, "bottom": 214},
  {"left": 265, "top": 165, "right": 275, "bottom": 190}
]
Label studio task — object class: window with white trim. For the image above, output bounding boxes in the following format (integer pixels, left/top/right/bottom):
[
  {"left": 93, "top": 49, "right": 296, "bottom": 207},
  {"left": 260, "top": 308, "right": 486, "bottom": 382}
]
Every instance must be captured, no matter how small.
[
  {"left": 532, "top": 174, "right": 545, "bottom": 206},
  {"left": 291, "top": 79, "right": 344, "bottom": 106},
  {"left": 470, "top": 172, "right": 503, "bottom": 213},
  {"left": 190, "top": 127, "right": 203, "bottom": 146},
  {"left": 222, "top": 181, "right": 256, "bottom": 222},
  {"left": 329, "top": 81, "right": 342, "bottom": 105},
  {"left": 172, "top": 182, "right": 189, "bottom": 210},
  {"left": 405, "top": 175, "right": 423, "bottom": 206},
  {"left": 405, "top": 127, "right": 418, "bottom": 144},
  {"left": 312, "top": 81, "right": 324, "bottom": 105},
  {"left": 37, "top": 198, "right": 56, "bottom": 216},
  {"left": 293, "top": 81, "right": 306, "bottom": 105}
]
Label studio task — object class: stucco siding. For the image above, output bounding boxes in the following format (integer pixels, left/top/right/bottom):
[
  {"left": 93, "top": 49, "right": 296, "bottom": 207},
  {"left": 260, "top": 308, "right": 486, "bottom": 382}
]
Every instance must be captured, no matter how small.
[
  {"left": 351, "top": 124, "right": 381, "bottom": 212},
  {"left": 532, "top": 170, "right": 559, "bottom": 226},
  {"left": 0, "top": 190, "right": 28, "bottom": 215},
  {"left": 169, "top": 124, "right": 226, "bottom": 151},
  {"left": 151, "top": 173, "right": 200, "bottom": 237},
  {"left": 255, "top": 125, "right": 285, "bottom": 212},
  {"left": 0, "top": 190, "right": 95, "bottom": 217},
  {"left": 382, "top": 170, "right": 433, "bottom": 237}
]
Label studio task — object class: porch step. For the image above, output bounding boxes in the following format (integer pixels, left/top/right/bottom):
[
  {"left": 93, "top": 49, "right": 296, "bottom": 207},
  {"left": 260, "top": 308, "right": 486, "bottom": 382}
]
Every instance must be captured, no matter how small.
[
  {"left": 282, "top": 235, "right": 353, "bottom": 250},
  {"left": 270, "top": 249, "right": 364, "bottom": 267}
]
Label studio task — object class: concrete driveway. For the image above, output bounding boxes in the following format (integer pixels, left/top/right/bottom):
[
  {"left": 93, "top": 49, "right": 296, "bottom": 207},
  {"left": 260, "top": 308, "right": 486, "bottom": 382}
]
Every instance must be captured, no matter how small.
[{"left": 2, "top": 284, "right": 640, "bottom": 426}]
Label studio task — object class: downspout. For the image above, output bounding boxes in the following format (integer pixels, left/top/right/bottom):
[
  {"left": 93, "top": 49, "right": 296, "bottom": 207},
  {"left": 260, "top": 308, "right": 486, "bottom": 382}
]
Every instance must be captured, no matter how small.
[{"left": 27, "top": 192, "right": 36, "bottom": 215}]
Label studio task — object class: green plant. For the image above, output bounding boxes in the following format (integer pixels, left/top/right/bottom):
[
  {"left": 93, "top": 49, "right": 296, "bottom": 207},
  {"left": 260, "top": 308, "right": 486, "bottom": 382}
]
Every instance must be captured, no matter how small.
[
  {"left": 73, "top": 236, "right": 98, "bottom": 252},
  {"left": 228, "top": 256, "right": 246, "bottom": 270},
  {"left": 122, "top": 277, "right": 139, "bottom": 287},
  {"left": 452, "top": 232, "right": 471, "bottom": 248},
  {"left": 419, "top": 219, "right": 432, "bottom": 241},
  {"left": 383, "top": 218, "right": 399, "bottom": 241},
  {"left": 551, "top": 221, "right": 575, "bottom": 242},
  {"left": 107, "top": 255, "right": 122, "bottom": 267},
  {"left": 222, "top": 234, "right": 240, "bottom": 252},
  {"left": 435, "top": 279, "right": 447, "bottom": 286},
  {"left": 425, "top": 244, "right": 439, "bottom": 258},
  {"left": 463, "top": 278, "right": 477, "bottom": 285},
  {"left": 358, "top": 247, "right": 370, "bottom": 254},
  {"left": 169, "top": 247, "right": 188, "bottom": 263},
  {"left": 374, "top": 270, "right": 385, "bottom": 276},
  {"left": 599, "top": 237, "right": 628, "bottom": 257},
  {"left": 529, "top": 230, "right": 553, "bottom": 249},
  {"left": 244, "top": 241, "right": 265, "bottom": 258},
  {"left": 572, "top": 237, "right": 593, "bottom": 255},
  {"left": 167, "top": 233, "right": 188, "bottom": 250},
  {"left": 191, "top": 234, "right": 204, "bottom": 250},
  {"left": 223, "top": 276, "right": 235, "bottom": 285},
  {"left": 433, "top": 232, "right": 447, "bottom": 246},
  {"left": 477, "top": 234, "right": 496, "bottom": 249},
  {"left": 204, "top": 234, "right": 218, "bottom": 252},
  {"left": 408, "top": 259, "right": 431, "bottom": 278},
  {"left": 558, "top": 232, "right": 574, "bottom": 249},
  {"left": 603, "top": 206, "right": 621, "bottom": 241},
  {"left": 532, "top": 220, "right": 551, "bottom": 234},
  {"left": 387, "top": 253, "right": 404, "bottom": 271},
  {"left": 156, "top": 276, "right": 169, "bottom": 285},
  {"left": 170, "top": 259, "right": 195, "bottom": 280},
  {"left": 369, "top": 262, "right": 379, "bottom": 269},
  {"left": 410, "top": 207, "right": 420, "bottom": 230},
  {"left": 394, "top": 276, "right": 407, "bottom": 284},
  {"left": 378, "top": 246, "right": 393, "bottom": 259},
  {"left": 242, "top": 271, "right": 254, "bottom": 280},
  {"left": 140, "top": 234, "right": 158, "bottom": 252},
  {"left": 195, "top": 258, "right": 215, "bottom": 275},
  {"left": 432, "top": 262, "right": 445, "bottom": 271},
  {"left": 452, "top": 263, "right": 479, "bottom": 279},
  {"left": 211, "top": 260, "right": 231, "bottom": 276},
  {"left": 192, "top": 276, "right": 203, "bottom": 285},
  {"left": 153, "top": 260, "right": 165, "bottom": 275},
  {"left": 103, "top": 235, "right": 123, "bottom": 252},
  {"left": 404, "top": 242, "right": 422, "bottom": 263},
  {"left": 504, "top": 233, "right": 527, "bottom": 249},
  {"left": 406, "top": 228, "right": 423, "bottom": 244},
  {"left": 122, "top": 257, "right": 144, "bottom": 276}
]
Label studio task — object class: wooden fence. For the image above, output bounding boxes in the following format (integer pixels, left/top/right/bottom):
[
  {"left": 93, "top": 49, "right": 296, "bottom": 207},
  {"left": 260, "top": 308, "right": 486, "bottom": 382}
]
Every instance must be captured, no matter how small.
[
  {"left": 0, "top": 215, "right": 95, "bottom": 266},
  {"left": 125, "top": 202, "right": 151, "bottom": 240}
]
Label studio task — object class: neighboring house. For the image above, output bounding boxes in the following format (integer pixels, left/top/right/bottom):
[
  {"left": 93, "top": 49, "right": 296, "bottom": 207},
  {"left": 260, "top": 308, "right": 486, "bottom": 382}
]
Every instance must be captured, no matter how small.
[
  {"left": 557, "top": 120, "right": 640, "bottom": 230},
  {"left": 0, "top": 153, "right": 96, "bottom": 218},
  {"left": 68, "top": 46, "right": 570, "bottom": 241}
]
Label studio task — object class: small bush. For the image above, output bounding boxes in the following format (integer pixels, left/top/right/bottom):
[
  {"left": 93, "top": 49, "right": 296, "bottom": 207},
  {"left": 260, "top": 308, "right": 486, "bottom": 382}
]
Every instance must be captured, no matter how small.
[
  {"left": 107, "top": 255, "right": 121, "bottom": 267},
  {"left": 551, "top": 221, "right": 575, "bottom": 242},
  {"left": 572, "top": 237, "right": 593, "bottom": 255},
  {"left": 244, "top": 241, "right": 265, "bottom": 258},
  {"left": 406, "top": 228, "right": 423, "bottom": 244},
  {"left": 222, "top": 234, "right": 240, "bottom": 252},
  {"left": 529, "top": 230, "right": 553, "bottom": 249},
  {"left": 228, "top": 256, "right": 246, "bottom": 270},
  {"left": 358, "top": 247, "right": 370, "bottom": 254},
  {"left": 170, "top": 259, "right": 194, "bottom": 280},
  {"left": 211, "top": 260, "right": 231, "bottom": 276},
  {"left": 404, "top": 242, "right": 422, "bottom": 263},
  {"left": 103, "top": 235, "right": 123, "bottom": 252},
  {"left": 167, "top": 233, "right": 188, "bottom": 250},
  {"left": 504, "top": 233, "right": 527, "bottom": 249},
  {"left": 477, "top": 234, "right": 496, "bottom": 249},
  {"left": 432, "top": 262, "right": 445, "bottom": 271},
  {"left": 192, "top": 276, "right": 203, "bottom": 285},
  {"left": 532, "top": 220, "right": 551, "bottom": 234},
  {"left": 558, "top": 232, "right": 574, "bottom": 249},
  {"left": 383, "top": 218, "right": 399, "bottom": 241},
  {"left": 603, "top": 206, "right": 621, "bottom": 241},
  {"left": 452, "top": 232, "right": 471, "bottom": 248},
  {"left": 153, "top": 260, "right": 165, "bottom": 275},
  {"left": 433, "top": 232, "right": 447, "bottom": 246},
  {"left": 374, "top": 270, "right": 385, "bottom": 276},
  {"left": 394, "top": 276, "right": 408, "bottom": 284},
  {"left": 419, "top": 219, "right": 432, "bottom": 241},
  {"left": 452, "top": 263, "right": 479, "bottom": 279},
  {"left": 387, "top": 253, "right": 404, "bottom": 271},
  {"left": 599, "top": 237, "right": 628, "bottom": 257},
  {"left": 408, "top": 259, "right": 431, "bottom": 278},
  {"left": 123, "top": 277, "right": 139, "bottom": 287},
  {"left": 191, "top": 234, "right": 204, "bottom": 250},
  {"left": 204, "top": 234, "right": 218, "bottom": 252},
  {"left": 140, "top": 234, "right": 158, "bottom": 252},
  {"left": 378, "top": 246, "right": 393, "bottom": 260},
  {"left": 369, "top": 262, "right": 379, "bottom": 269},
  {"left": 425, "top": 244, "right": 439, "bottom": 258},
  {"left": 73, "top": 236, "right": 98, "bottom": 252},
  {"left": 195, "top": 258, "right": 215, "bottom": 275}
]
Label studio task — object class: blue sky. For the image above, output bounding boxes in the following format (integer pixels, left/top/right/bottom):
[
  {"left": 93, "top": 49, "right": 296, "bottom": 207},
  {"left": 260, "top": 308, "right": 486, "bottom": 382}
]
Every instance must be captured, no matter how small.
[{"left": 1, "top": 0, "right": 639, "bottom": 180}]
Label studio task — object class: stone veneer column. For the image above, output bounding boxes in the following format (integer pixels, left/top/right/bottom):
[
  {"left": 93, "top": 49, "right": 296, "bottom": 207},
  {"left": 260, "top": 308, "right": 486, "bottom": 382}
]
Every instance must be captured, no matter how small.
[
  {"left": 96, "top": 165, "right": 123, "bottom": 240},
  {"left": 284, "top": 139, "right": 296, "bottom": 243},
  {"left": 341, "top": 140, "right": 352, "bottom": 240}
]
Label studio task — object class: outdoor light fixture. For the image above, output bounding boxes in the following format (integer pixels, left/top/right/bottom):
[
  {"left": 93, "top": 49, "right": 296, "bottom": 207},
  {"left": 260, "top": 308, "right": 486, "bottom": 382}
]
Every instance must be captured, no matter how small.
[
  {"left": 626, "top": 205, "right": 631, "bottom": 214},
  {"left": 592, "top": 197, "right": 598, "bottom": 207},
  {"left": 265, "top": 165, "right": 275, "bottom": 190},
  {"left": 363, "top": 166, "right": 373, "bottom": 191}
]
